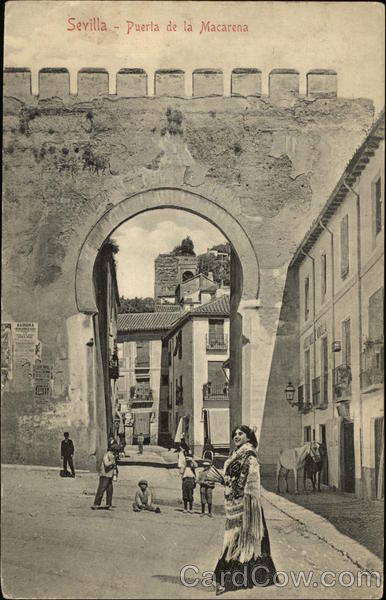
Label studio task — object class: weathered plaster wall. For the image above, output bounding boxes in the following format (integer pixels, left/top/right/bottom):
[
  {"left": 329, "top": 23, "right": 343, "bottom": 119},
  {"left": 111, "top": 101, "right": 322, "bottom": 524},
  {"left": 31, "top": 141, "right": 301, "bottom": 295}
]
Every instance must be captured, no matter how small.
[{"left": 2, "top": 67, "right": 374, "bottom": 467}]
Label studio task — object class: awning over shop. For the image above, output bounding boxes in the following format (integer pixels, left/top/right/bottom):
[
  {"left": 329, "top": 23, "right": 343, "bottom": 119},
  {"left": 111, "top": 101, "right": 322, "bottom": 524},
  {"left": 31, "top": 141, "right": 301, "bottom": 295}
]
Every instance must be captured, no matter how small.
[
  {"left": 174, "top": 417, "right": 185, "bottom": 443},
  {"left": 207, "top": 408, "right": 229, "bottom": 447}
]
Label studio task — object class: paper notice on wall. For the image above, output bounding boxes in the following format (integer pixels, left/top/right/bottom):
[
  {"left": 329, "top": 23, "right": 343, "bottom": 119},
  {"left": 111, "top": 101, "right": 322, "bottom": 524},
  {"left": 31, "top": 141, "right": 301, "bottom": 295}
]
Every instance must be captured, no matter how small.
[
  {"left": 34, "top": 363, "right": 53, "bottom": 399},
  {"left": 13, "top": 322, "right": 38, "bottom": 367},
  {"left": 1, "top": 323, "right": 13, "bottom": 386}
]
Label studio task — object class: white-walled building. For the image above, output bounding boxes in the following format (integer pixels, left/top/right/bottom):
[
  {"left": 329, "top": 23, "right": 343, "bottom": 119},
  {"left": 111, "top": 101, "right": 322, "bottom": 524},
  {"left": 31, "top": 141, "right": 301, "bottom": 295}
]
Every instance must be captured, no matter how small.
[
  {"left": 164, "top": 294, "right": 230, "bottom": 456},
  {"left": 289, "top": 109, "right": 384, "bottom": 498},
  {"left": 116, "top": 312, "right": 180, "bottom": 445}
]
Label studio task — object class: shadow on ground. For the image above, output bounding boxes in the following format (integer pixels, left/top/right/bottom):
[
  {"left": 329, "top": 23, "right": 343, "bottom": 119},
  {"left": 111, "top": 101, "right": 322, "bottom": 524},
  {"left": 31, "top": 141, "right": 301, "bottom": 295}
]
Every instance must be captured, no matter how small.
[{"left": 262, "top": 473, "right": 384, "bottom": 559}]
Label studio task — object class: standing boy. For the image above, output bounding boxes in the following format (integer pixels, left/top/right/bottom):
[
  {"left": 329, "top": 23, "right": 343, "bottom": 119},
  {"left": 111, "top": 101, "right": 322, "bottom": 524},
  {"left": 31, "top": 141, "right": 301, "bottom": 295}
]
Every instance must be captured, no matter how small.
[
  {"left": 198, "top": 460, "right": 215, "bottom": 516},
  {"left": 61, "top": 432, "right": 75, "bottom": 477},
  {"left": 180, "top": 453, "right": 198, "bottom": 513},
  {"left": 91, "top": 441, "right": 118, "bottom": 510}
]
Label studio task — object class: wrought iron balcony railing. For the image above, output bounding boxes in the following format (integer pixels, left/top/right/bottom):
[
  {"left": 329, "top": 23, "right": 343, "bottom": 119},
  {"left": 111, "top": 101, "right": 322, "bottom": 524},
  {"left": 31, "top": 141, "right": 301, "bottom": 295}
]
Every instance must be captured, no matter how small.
[
  {"left": 203, "top": 382, "right": 229, "bottom": 401},
  {"left": 206, "top": 333, "right": 228, "bottom": 351},
  {"left": 333, "top": 364, "right": 352, "bottom": 401},
  {"left": 131, "top": 385, "right": 153, "bottom": 403}
]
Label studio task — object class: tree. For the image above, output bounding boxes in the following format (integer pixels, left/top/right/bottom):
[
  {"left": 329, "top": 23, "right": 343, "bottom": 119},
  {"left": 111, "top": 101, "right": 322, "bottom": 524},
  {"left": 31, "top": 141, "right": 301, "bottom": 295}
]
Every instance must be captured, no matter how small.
[
  {"left": 197, "top": 243, "right": 231, "bottom": 286},
  {"left": 118, "top": 297, "right": 155, "bottom": 314},
  {"left": 171, "top": 236, "right": 196, "bottom": 256}
]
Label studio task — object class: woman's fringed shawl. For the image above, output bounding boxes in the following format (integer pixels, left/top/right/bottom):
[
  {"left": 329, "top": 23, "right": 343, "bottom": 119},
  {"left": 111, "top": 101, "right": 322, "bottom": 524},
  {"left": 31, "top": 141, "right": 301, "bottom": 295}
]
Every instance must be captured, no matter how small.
[{"left": 222, "top": 443, "right": 264, "bottom": 563}]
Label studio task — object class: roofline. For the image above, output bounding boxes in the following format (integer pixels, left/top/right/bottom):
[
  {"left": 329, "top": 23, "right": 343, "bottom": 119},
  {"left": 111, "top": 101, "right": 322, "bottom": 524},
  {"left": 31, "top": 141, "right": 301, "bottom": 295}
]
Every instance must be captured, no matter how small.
[
  {"left": 289, "top": 108, "right": 385, "bottom": 269},
  {"left": 163, "top": 308, "right": 230, "bottom": 341},
  {"left": 118, "top": 325, "right": 174, "bottom": 334}
]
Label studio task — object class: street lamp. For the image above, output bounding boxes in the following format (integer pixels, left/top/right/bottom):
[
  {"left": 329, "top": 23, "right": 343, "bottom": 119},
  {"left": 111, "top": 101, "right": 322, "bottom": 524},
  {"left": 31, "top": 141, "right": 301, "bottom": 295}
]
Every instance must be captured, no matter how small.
[{"left": 285, "top": 381, "right": 296, "bottom": 406}]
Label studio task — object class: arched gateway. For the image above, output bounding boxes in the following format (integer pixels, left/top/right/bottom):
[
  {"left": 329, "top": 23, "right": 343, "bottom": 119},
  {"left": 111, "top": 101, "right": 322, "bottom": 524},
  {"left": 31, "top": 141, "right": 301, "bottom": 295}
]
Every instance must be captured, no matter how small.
[
  {"left": 75, "top": 187, "right": 260, "bottom": 313},
  {"left": 74, "top": 186, "right": 262, "bottom": 465}
]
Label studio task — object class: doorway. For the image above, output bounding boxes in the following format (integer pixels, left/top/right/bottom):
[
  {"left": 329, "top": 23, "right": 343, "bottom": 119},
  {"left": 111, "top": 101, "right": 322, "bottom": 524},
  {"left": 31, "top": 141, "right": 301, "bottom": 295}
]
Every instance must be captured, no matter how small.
[
  {"left": 319, "top": 424, "right": 328, "bottom": 485},
  {"left": 341, "top": 419, "right": 355, "bottom": 492}
]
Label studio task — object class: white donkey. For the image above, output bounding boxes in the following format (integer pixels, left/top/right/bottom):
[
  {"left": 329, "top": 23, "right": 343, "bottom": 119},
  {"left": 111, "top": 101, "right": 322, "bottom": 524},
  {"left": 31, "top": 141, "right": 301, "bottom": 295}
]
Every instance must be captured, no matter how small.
[{"left": 276, "top": 442, "right": 320, "bottom": 494}]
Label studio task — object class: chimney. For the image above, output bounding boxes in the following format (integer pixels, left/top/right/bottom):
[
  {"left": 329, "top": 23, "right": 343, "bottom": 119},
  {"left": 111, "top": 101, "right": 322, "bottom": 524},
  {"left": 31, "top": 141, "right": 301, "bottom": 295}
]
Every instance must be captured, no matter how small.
[{"left": 208, "top": 271, "right": 214, "bottom": 281}]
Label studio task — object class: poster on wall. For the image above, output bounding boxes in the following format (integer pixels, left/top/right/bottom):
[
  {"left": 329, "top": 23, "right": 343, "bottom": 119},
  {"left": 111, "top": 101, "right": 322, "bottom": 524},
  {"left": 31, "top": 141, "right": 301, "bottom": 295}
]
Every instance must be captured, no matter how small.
[
  {"left": 12, "top": 322, "right": 38, "bottom": 368},
  {"left": 33, "top": 363, "right": 53, "bottom": 399}
]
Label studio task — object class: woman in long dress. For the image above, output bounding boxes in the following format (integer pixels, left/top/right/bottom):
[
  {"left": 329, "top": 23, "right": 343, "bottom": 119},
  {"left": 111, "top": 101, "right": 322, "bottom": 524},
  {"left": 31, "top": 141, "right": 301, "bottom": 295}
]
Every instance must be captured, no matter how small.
[{"left": 213, "top": 425, "right": 278, "bottom": 594}]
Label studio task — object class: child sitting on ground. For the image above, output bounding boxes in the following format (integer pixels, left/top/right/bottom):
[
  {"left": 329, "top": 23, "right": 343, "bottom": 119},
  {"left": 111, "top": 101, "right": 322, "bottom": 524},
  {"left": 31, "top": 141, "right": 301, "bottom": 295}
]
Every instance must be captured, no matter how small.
[
  {"left": 133, "top": 479, "right": 161, "bottom": 513},
  {"left": 198, "top": 460, "right": 215, "bottom": 516}
]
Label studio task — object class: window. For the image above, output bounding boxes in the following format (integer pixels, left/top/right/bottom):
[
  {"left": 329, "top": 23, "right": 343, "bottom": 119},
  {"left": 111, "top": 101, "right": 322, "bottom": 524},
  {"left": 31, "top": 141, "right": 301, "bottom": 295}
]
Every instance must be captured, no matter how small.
[
  {"left": 321, "top": 253, "right": 327, "bottom": 300},
  {"left": 208, "top": 361, "right": 227, "bottom": 386},
  {"left": 368, "top": 288, "right": 384, "bottom": 341},
  {"left": 304, "top": 349, "right": 311, "bottom": 403},
  {"left": 304, "top": 277, "right": 310, "bottom": 321},
  {"left": 374, "top": 176, "right": 383, "bottom": 240},
  {"left": 304, "top": 426, "right": 311, "bottom": 442},
  {"left": 342, "top": 319, "right": 351, "bottom": 366},
  {"left": 209, "top": 319, "right": 225, "bottom": 345},
  {"left": 321, "top": 336, "right": 328, "bottom": 405},
  {"left": 174, "top": 331, "right": 182, "bottom": 359},
  {"left": 136, "top": 341, "right": 150, "bottom": 368},
  {"left": 340, "top": 214, "right": 349, "bottom": 279}
]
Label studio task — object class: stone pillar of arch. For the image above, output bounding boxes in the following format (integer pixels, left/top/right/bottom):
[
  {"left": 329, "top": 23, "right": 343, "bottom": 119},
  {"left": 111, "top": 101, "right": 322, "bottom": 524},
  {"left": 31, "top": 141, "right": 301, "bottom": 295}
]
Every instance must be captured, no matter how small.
[{"left": 74, "top": 185, "right": 263, "bottom": 451}]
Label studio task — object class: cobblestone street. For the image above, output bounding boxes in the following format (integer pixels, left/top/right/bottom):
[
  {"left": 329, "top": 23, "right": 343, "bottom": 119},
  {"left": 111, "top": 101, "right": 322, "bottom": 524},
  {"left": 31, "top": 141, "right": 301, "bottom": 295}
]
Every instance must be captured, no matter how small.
[
  {"left": 1, "top": 465, "right": 382, "bottom": 599},
  {"left": 262, "top": 475, "right": 384, "bottom": 559}
]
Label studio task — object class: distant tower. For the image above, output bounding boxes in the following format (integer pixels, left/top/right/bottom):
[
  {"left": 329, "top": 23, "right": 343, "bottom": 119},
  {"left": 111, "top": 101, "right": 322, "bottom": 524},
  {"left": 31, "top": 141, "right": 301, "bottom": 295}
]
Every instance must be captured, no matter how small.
[{"left": 154, "top": 254, "right": 198, "bottom": 304}]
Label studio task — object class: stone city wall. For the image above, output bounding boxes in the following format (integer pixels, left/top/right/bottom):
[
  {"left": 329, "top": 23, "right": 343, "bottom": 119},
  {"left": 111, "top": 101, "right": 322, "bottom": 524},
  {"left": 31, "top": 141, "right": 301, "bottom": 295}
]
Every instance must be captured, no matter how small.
[{"left": 2, "top": 66, "right": 374, "bottom": 468}]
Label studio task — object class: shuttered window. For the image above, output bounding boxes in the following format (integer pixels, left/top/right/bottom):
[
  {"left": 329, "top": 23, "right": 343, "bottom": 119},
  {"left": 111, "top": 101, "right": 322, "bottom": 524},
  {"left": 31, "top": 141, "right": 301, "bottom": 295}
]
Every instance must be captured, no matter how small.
[
  {"left": 340, "top": 214, "right": 349, "bottom": 279},
  {"left": 368, "top": 288, "right": 384, "bottom": 341},
  {"left": 208, "top": 361, "right": 226, "bottom": 386},
  {"left": 209, "top": 319, "right": 224, "bottom": 344},
  {"left": 304, "top": 349, "right": 311, "bottom": 402},
  {"left": 136, "top": 341, "right": 149, "bottom": 367},
  {"left": 342, "top": 319, "right": 351, "bottom": 366}
]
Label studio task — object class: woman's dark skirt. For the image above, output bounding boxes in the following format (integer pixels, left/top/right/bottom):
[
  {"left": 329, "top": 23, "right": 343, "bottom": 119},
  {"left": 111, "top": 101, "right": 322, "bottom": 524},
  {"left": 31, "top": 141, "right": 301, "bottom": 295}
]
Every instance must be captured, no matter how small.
[{"left": 213, "top": 508, "right": 277, "bottom": 592}]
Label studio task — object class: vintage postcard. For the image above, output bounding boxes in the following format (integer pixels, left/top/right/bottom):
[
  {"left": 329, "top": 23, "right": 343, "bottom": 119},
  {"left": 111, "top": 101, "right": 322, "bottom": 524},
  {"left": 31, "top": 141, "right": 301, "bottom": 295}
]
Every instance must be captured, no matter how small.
[{"left": 1, "top": 1, "right": 384, "bottom": 598}]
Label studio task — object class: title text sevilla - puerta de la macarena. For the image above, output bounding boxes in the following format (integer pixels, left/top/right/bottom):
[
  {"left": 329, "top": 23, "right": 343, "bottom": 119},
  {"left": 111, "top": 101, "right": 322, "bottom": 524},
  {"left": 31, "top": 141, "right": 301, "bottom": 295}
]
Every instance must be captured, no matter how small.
[{"left": 67, "top": 17, "right": 249, "bottom": 35}]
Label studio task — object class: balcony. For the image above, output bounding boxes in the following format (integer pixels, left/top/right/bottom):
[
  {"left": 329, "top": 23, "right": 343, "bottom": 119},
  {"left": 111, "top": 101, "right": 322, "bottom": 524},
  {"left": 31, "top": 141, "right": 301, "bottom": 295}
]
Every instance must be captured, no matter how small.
[
  {"left": 206, "top": 333, "right": 228, "bottom": 352},
  {"left": 333, "top": 364, "right": 352, "bottom": 401},
  {"left": 203, "top": 382, "right": 229, "bottom": 401},
  {"left": 130, "top": 384, "right": 153, "bottom": 403},
  {"left": 360, "top": 342, "right": 384, "bottom": 392}
]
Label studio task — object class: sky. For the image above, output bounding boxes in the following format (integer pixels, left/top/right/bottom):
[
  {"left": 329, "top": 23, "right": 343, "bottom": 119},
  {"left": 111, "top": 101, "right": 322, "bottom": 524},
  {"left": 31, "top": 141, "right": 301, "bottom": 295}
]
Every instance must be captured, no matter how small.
[
  {"left": 4, "top": 1, "right": 384, "bottom": 109},
  {"left": 4, "top": 1, "right": 384, "bottom": 298},
  {"left": 113, "top": 210, "right": 226, "bottom": 297}
]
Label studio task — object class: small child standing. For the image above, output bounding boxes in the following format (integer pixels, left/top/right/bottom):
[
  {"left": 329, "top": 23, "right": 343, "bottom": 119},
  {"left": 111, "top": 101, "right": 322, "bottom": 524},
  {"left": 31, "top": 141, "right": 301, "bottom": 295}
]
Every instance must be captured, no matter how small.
[{"left": 198, "top": 460, "right": 215, "bottom": 517}]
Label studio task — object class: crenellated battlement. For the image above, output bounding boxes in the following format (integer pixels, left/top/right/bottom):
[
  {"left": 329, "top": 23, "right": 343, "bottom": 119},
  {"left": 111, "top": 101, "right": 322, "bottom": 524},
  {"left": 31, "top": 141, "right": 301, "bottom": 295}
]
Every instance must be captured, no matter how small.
[{"left": 4, "top": 67, "right": 338, "bottom": 103}]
